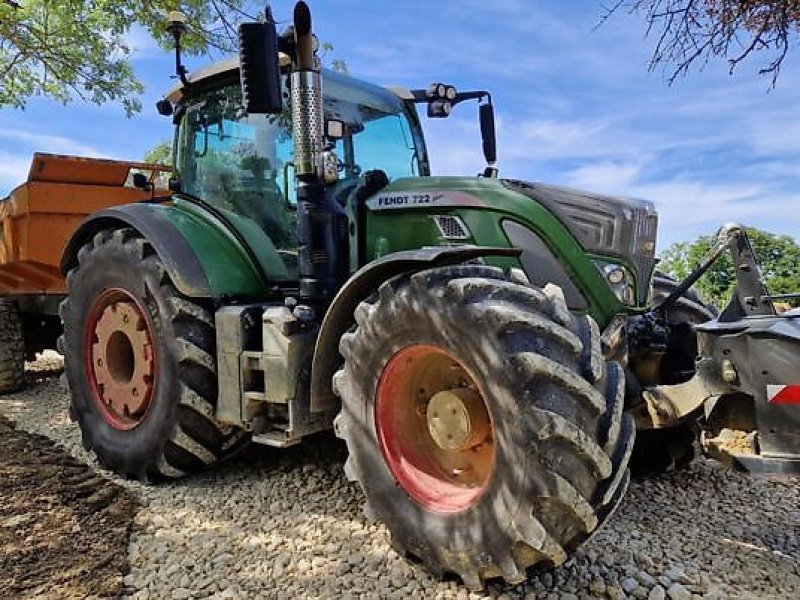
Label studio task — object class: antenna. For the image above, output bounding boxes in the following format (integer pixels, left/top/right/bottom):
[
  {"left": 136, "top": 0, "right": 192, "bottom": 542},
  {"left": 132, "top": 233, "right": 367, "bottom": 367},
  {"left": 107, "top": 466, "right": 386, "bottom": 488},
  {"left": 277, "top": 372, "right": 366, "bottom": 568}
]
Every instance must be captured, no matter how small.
[{"left": 166, "top": 11, "right": 189, "bottom": 87}]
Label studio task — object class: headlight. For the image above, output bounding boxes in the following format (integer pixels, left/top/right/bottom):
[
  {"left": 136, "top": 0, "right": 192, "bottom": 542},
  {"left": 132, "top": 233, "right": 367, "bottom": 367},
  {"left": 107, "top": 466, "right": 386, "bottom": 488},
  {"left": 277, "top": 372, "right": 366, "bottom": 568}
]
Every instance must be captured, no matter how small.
[{"left": 595, "top": 261, "right": 635, "bottom": 305}]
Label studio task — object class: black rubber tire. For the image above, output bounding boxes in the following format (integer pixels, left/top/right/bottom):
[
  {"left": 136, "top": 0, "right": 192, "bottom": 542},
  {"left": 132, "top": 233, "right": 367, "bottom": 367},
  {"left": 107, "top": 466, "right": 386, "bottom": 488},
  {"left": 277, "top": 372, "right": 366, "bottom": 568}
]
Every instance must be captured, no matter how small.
[
  {"left": 332, "top": 265, "right": 634, "bottom": 589},
  {"left": 630, "top": 272, "right": 716, "bottom": 477},
  {"left": 60, "top": 228, "right": 249, "bottom": 481},
  {"left": 652, "top": 271, "right": 717, "bottom": 327},
  {"left": 0, "top": 298, "right": 25, "bottom": 394}
]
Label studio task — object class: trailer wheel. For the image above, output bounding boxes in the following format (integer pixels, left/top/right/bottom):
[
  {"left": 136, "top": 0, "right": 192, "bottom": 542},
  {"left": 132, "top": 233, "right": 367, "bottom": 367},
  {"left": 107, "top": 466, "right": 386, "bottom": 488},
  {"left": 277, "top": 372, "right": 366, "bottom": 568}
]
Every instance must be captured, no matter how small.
[
  {"left": 630, "top": 272, "right": 717, "bottom": 476},
  {"left": 60, "top": 228, "right": 249, "bottom": 480},
  {"left": 0, "top": 298, "right": 25, "bottom": 394},
  {"left": 333, "top": 265, "right": 633, "bottom": 589}
]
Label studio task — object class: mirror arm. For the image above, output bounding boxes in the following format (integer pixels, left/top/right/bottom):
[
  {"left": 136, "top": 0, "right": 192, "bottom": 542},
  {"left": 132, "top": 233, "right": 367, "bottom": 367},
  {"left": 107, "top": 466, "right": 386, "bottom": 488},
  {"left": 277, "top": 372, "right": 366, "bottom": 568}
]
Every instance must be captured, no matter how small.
[{"left": 451, "top": 90, "right": 491, "bottom": 107}]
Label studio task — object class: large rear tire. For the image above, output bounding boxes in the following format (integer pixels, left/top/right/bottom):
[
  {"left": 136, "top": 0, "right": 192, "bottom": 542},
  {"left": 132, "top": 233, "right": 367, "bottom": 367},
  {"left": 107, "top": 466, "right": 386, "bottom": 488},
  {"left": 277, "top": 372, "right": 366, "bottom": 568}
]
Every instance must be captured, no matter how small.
[
  {"left": 630, "top": 272, "right": 717, "bottom": 476},
  {"left": 333, "top": 265, "right": 633, "bottom": 589},
  {"left": 0, "top": 298, "right": 25, "bottom": 394},
  {"left": 60, "top": 228, "right": 249, "bottom": 480}
]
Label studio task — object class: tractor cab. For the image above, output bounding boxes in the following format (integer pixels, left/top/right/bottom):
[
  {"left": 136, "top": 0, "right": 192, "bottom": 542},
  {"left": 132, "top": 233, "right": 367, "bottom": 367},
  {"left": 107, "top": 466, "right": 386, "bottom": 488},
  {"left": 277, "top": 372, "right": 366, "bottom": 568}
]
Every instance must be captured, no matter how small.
[{"left": 164, "top": 58, "right": 430, "bottom": 282}]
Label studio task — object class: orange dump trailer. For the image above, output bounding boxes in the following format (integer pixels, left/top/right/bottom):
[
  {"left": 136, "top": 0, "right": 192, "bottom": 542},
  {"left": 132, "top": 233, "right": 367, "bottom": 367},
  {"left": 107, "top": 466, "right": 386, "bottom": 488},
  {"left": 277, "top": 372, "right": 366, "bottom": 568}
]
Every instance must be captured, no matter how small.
[
  {"left": 0, "top": 153, "right": 170, "bottom": 295},
  {"left": 0, "top": 153, "right": 169, "bottom": 384}
]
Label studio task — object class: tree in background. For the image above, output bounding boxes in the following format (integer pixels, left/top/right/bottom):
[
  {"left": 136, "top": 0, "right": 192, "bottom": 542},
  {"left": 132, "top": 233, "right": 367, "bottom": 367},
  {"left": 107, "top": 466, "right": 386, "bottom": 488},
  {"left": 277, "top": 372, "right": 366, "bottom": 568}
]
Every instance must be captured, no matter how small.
[
  {"left": 144, "top": 141, "right": 173, "bottom": 165},
  {"left": 0, "top": 0, "right": 258, "bottom": 115},
  {"left": 603, "top": 1, "right": 800, "bottom": 86},
  {"left": 659, "top": 227, "right": 800, "bottom": 308},
  {"left": 1, "top": 1, "right": 347, "bottom": 116}
]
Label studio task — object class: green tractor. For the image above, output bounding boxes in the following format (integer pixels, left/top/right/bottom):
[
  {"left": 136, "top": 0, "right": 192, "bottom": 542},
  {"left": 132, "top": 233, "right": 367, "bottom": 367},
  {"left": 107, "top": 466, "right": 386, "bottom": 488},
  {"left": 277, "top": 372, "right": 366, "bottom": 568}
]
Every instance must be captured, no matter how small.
[{"left": 57, "top": 2, "right": 709, "bottom": 588}]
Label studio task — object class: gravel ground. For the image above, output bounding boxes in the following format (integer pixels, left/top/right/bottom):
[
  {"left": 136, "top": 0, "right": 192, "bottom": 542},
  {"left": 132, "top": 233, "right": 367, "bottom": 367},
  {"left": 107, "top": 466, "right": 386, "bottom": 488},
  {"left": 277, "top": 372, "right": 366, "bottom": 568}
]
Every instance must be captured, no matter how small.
[{"left": 1, "top": 353, "right": 799, "bottom": 600}]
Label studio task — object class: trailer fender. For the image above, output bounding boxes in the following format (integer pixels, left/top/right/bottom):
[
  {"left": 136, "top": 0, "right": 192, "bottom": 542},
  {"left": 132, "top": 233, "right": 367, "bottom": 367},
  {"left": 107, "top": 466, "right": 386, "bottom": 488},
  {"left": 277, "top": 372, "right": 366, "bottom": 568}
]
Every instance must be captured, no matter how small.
[
  {"left": 309, "top": 245, "right": 521, "bottom": 413},
  {"left": 61, "top": 205, "right": 213, "bottom": 298}
]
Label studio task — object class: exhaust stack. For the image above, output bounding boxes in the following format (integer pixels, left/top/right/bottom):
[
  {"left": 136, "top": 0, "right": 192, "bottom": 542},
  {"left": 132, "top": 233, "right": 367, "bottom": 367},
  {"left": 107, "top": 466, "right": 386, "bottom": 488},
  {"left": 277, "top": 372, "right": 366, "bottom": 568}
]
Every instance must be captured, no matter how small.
[
  {"left": 291, "top": 2, "right": 323, "bottom": 182},
  {"left": 291, "top": 1, "right": 349, "bottom": 304}
]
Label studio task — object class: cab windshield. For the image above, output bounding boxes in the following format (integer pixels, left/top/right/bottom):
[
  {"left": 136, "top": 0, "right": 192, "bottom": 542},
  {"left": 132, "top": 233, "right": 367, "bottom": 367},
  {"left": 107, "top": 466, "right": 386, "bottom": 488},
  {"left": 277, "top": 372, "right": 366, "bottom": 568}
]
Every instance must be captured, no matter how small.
[{"left": 177, "top": 70, "right": 427, "bottom": 278}]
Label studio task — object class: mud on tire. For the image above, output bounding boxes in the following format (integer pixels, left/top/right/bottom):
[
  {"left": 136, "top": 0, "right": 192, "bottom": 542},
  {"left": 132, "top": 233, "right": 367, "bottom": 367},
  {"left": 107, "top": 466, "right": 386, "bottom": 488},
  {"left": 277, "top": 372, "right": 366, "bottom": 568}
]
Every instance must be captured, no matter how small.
[
  {"left": 60, "top": 228, "right": 249, "bottom": 480},
  {"left": 333, "top": 265, "right": 634, "bottom": 589},
  {"left": 0, "top": 298, "right": 25, "bottom": 394}
]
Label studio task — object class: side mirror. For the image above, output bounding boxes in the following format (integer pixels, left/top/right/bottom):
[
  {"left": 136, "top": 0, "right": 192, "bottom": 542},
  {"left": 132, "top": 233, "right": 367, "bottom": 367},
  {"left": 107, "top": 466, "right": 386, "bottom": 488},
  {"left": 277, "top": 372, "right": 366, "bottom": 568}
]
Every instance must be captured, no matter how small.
[
  {"left": 155, "top": 99, "right": 173, "bottom": 116},
  {"left": 132, "top": 173, "right": 152, "bottom": 191},
  {"left": 239, "top": 12, "right": 282, "bottom": 114},
  {"left": 479, "top": 102, "right": 497, "bottom": 165}
]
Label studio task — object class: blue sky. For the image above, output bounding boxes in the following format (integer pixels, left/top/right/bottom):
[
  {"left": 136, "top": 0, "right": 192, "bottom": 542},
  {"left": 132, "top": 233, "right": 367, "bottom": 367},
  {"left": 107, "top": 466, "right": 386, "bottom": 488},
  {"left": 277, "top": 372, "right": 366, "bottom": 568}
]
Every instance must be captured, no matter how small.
[{"left": 1, "top": 0, "right": 798, "bottom": 250}]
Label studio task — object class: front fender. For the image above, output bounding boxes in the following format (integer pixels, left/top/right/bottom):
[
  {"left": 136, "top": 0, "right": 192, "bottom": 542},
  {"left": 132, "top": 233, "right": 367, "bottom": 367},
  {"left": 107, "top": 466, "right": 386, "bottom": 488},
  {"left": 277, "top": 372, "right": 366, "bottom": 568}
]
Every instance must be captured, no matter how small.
[
  {"left": 309, "top": 245, "right": 521, "bottom": 413},
  {"left": 61, "top": 202, "right": 272, "bottom": 299}
]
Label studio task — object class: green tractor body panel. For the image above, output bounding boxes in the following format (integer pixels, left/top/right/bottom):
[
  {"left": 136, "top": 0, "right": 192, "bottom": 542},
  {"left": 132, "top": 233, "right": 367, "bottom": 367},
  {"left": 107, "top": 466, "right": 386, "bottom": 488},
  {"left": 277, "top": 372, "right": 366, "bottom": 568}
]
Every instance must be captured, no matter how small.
[
  {"left": 362, "top": 176, "right": 633, "bottom": 328},
  {"left": 160, "top": 197, "right": 291, "bottom": 298}
]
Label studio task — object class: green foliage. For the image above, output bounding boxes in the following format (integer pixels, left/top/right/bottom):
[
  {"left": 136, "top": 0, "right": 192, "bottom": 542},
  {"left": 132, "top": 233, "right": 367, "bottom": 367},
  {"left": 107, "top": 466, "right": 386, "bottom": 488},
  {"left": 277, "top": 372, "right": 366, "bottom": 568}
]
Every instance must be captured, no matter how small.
[
  {"left": 1, "top": 1, "right": 348, "bottom": 116},
  {"left": 659, "top": 227, "right": 800, "bottom": 308},
  {"left": 320, "top": 42, "right": 348, "bottom": 73},
  {"left": 143, "top": 141, "right": 173, "bottom": 165},
  {"left": 0, "top": 1, "right": 257, "bottom": 115}
]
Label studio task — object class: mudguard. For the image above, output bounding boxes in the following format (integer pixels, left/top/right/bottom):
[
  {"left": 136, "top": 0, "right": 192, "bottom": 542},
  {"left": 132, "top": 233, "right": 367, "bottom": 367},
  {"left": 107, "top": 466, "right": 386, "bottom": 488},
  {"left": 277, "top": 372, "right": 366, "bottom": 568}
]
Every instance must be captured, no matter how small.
[
  {"left": 309, "top": 245, "right": 521, "bottom": 413},
  {"left": 61, "top": 202, "right": 277, "bottom": 299}
]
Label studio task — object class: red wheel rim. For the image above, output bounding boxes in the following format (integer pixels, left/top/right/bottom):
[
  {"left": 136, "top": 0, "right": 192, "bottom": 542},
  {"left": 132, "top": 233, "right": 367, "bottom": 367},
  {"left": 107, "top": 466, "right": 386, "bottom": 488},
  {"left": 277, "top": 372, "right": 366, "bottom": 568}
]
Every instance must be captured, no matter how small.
[
  {"left": 85, "top": 288, "right": 157, "bottom": 431},
  {"left": 375, "top": 345, "right": 495, "bottom": 513}
]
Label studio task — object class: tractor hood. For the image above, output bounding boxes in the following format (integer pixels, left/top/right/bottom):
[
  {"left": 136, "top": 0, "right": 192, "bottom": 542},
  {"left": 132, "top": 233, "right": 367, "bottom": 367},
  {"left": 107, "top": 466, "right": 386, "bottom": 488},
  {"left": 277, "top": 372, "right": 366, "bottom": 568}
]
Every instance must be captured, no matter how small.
[{"left": 502, "top": 179, "right": 659, "bottom": 298}]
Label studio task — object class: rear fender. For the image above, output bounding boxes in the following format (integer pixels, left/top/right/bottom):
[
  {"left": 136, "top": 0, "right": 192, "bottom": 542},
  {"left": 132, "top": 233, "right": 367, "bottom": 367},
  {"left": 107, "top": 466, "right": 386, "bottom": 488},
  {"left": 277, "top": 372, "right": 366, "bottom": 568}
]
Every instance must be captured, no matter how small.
[
  {"left": 309, "top": 245, "right": 520, "bottom": 413},
  {"left": 61, "top": 203, "right": 270, "bottom": 299}
]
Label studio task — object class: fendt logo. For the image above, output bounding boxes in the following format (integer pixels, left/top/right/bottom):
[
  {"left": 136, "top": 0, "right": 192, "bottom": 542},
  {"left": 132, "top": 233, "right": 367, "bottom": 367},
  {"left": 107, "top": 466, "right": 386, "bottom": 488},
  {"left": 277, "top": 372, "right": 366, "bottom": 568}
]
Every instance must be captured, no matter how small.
[
  {"left": 367, "top": 190, "right": 486, "bottom": 211},
  {"left": 376, "top": 193, "right": 443, "bottom": 207}
]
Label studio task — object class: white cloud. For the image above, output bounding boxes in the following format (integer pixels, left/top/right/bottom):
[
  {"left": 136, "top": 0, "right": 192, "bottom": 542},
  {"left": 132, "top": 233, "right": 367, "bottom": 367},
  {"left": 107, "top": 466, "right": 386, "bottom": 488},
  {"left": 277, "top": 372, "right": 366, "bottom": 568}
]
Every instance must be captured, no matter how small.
[
  {"left": 124, "top": 25, "right": 165, "bottom": 61},
  {"left": 625, "top": 179, "right": 800, "bottom": 249},
  {"left": 567, "top": 160, "right": 644, "bottom": 192},
  {"left": 0, "top": 128, "right": 103, "bottom": 158},
  {"left": 0, "top": 152, "right": 31, "bottom": 196}
]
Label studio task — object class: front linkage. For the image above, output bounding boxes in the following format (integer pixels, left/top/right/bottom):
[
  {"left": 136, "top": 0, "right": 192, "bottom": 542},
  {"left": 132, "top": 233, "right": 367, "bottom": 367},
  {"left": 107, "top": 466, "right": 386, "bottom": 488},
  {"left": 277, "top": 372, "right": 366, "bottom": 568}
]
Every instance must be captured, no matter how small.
[{"left": 633, "top": 224, "right": 800, "bottom": 473}]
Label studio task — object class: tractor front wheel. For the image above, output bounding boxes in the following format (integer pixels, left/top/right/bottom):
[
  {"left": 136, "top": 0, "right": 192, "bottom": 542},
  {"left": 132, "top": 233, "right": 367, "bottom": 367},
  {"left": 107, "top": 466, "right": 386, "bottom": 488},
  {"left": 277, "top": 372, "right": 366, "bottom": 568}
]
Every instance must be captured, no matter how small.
[
  {"left": 333, "top": 265, "right": 634, "bottom": 589},
  {"left": 60, "top": 228, "right": 249, "bottom": 480}
]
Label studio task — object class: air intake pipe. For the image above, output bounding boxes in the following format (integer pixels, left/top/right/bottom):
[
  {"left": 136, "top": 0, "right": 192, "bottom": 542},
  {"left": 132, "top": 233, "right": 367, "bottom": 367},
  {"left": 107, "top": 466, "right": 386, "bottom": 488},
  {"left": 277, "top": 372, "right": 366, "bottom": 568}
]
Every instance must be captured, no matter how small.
[{"left": 291, "top": 1, "right": 349, "bottom": 305}]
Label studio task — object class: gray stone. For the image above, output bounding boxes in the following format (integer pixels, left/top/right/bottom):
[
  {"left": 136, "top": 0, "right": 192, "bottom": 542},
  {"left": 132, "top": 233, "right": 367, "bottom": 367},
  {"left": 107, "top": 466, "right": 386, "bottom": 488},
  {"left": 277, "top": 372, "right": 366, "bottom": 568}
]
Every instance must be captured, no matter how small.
[
  {"left": 607, "top": 584, "right": 625, "bottom": 600},
  {"left": 665, "top": 566, "right": 685, "bottom": 582},
  {"left": 588, "top": 579, "right": 605, "bottom": 595},
  {"left": 648, "top": 586, "right": 666, "bottom": 600},
  {"left": 622, "top": 577, "right": 640, "bottom": 594},
  {"left": 666, "top": 583, "right": 691, "bottom": 600},
  {"left": 638, "top": 571, "right": 657, "bottom": 587}
]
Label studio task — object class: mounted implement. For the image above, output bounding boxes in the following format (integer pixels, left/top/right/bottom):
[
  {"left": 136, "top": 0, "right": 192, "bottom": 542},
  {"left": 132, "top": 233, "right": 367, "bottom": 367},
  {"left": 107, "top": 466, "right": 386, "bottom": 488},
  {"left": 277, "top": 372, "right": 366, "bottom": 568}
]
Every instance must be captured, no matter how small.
[{"left": 631, "top": 224, "right": 800, "bottom": 473}]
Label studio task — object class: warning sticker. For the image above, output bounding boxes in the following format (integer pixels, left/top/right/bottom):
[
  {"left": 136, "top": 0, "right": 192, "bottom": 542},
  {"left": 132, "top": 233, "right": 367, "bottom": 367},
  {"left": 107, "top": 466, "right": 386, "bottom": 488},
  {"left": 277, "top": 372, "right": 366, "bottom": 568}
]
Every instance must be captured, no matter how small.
[{"left": 767, "top": 385, "right": 800, "bottom": 405}]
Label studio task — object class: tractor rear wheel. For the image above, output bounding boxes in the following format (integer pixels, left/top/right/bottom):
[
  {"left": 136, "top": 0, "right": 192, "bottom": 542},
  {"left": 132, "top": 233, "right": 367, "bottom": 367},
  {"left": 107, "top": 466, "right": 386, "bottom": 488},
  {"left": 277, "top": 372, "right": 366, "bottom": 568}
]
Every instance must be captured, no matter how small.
[
  {"left": 333, "top": 265, "right": 633, "bottom": 589},
  {"left": 630, "top": 272, "right": 717, "bottom": 476},
  {"left": 0, "top": 298, "right": 25, "bottom": 394},
  {"left": 60, "top": 228, "right": 249, "bottom": 480}
]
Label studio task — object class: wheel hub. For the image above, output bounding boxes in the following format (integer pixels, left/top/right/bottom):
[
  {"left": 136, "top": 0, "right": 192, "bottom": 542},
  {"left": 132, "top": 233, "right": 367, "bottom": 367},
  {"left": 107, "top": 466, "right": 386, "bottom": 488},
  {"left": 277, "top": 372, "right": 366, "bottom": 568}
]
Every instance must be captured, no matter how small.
[
  {"left": 88, "top": 291, "right": 156, "bottom": 429},
  {"left": 375, "top": 344, "right": 495, "bottom": 513},
  {"left": 427, "top": 388, "right": 491, "bottom": 451}
]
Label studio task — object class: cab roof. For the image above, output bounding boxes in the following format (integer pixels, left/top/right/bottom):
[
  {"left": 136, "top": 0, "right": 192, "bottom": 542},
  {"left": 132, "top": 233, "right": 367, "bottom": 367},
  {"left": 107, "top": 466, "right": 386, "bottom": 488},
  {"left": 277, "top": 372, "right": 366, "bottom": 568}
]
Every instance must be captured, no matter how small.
[{"left": 165, "top": 57, "right": 412, "bottom": 106}]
